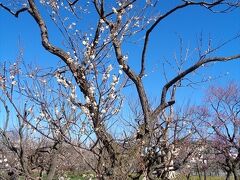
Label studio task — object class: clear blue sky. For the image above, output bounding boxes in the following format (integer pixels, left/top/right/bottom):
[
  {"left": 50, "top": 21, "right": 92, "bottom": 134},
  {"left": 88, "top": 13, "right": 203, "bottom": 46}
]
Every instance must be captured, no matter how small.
[{"left": 0, "top": 2, "right": 240, "bottom": 107}]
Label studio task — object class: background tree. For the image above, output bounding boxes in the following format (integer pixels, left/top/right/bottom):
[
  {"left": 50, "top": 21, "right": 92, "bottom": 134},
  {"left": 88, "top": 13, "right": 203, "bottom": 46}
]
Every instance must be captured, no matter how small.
[
  {"left": 0, "top": 60, "right": 95, "bottom": 179},
  {"left": 193, "top": 83, "right": 240, "bottom": 180}
]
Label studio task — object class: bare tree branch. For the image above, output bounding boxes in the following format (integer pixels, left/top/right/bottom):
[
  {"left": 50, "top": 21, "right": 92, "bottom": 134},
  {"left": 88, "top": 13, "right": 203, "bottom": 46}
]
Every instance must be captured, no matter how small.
[
  {"left": 152, "top": 54, "right": 240, "bottom": 120},
  {"left": 0, "top": 3, "right": 28, "bottom": 17}
]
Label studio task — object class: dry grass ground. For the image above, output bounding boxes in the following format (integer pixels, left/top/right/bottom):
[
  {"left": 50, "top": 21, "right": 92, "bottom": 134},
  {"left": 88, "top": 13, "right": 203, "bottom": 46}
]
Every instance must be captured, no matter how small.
[{"left": 176, "top": 175, "right": 232, "bottom": 180}]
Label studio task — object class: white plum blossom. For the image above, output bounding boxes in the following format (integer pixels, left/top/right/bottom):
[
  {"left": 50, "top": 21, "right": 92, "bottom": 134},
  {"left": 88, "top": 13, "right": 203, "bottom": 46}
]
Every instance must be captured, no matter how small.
[
  {"left": 109, "top": 93, "right": 116, "bottom": 99},
  {"left": 93, "top": 102, "right": 97, "bottom": 109},
  {"left": 102, "top": 74, "right": 109, "bottom": 81},
  {"left": 90, "top": 54, "right": 95, "bottom": 60},
  {"left": 82, "top": 40, "right": 87, "bottom": 46},
  {"left": 11, "top": 80, "right": 17, "bottom": 85},
  {"left": 167, "top": 171, "right": 176, "bottom": 179},
  {"left": 128, "top": 4, "right": 133, "bottom": 9},
  {"left": 100, "top": 26, "right": 105, "bottom": 32},
  {"left": 118, "top": 15, "right": 122, "bottom": 20},
  {"left": 68, "top": 24, "right": 73, "bottom": 29},
  {"left": 54, "top": 73, "right": 70, "bottom": 88},
  {"left": 71, "top": 105, "right": 77, "bottom": 110},
  {"left": 190, "top": 158, "right": 196, "bottom": 163},
  {"left": 85, "top": 96, "right": 90, "bottom": 104},
  {"left": 80, "top": 127, "right": 86, "bottom": 134},
  {"left": 146, "top": 0, "right": 151, "bottom": 4},
  {"left": 81, "top": 106, "right": 90, "bottom": 115},
  {"left": 55, "top": 106, "right": 59, "bottom": 114},
  {"left": 89, "top": 86, "right": 95, "bottom": 95},
  {"left": 106, "top": 64, "right": 113, "bottom": 73},
  {"left": 40, "top": 0, "right": 45, "bottom": 4},
  {"left": 58, "top": 176, "right": 65, "bottom": 180},
  {"left": 110, "top": 85, "right": 115, "bottom": 91},
  {"left": 112, "top": 75, "right": 118, "bottom": 82},
  {"left": 41, "top": 79, "right": 47, "bottom": 84},
  {"left": 101, "top": 109, "right": 106, "bottom": 114},
  {"left": 112, "top": 7, "right": 118, "bottom": 14},
  {"left": 39, "top": 112, "right": 45, "bottom": 118},
  {"left": 123, "top": 55, "right": 128, "bottom": 61},
  {"left": 10, "top": 75, "right": 15, "bottom": 79},
  {"left": 70, "top": 86, "right": 76, "bottom": 98},
  {"left": 89, "top": 63, "right": 94, "bottom": 69},
  {"left": 102, "top": 64, "right": 113, "bottom": 81}
]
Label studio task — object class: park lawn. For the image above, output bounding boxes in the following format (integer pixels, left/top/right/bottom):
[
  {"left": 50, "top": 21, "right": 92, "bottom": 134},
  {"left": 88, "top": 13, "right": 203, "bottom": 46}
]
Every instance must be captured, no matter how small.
[
  {"left": 55, "top": 175, "right": 231, "bottom": 180},
  {"left": 18, "top": 173, "right": 94, "bottom": 180},
  {"left": 18, "top": 174, "right": 232, "bottom": 180},
  {"left": 176, "top": 175, "right": 232, "bottom": 180}
]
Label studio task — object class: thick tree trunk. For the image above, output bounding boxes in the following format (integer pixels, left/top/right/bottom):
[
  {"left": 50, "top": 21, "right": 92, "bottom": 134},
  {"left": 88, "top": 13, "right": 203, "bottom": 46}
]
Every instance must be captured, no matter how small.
[
  {"left": 46, "top": 152, "right": 58, "bottom": 180},
  {"left": 196, "top": 164, "right": 202, "bottom": 180},
  {"left": 96, "top": 128, "right": 118, "bottom": 177},
  {"left": 20, "top": 156, "right": 33, "bottom": 180},
  {"left": 46, "top": 142, "right": 62, "bottom": 180},
  {"left": 226, "top": 171, "right": 231, "bottom": 180},
  {"left": 186, "top": 173, "right": 191, "bottom": 180},
  {"left": 8, "top": 169, "right": 19, "bottom": 180},
  {"left": 233, "top": 168, "right": 239, "bottom": 180},
  {"left": 203, "top": 169, "right": 207, "bottom": 180}
]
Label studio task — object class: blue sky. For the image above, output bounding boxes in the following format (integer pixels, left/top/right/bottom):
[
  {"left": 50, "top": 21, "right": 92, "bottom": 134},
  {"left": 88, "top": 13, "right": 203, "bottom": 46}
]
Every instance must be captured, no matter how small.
[{"left": 0, "top": 2, "right": 240, "bottom": 108}]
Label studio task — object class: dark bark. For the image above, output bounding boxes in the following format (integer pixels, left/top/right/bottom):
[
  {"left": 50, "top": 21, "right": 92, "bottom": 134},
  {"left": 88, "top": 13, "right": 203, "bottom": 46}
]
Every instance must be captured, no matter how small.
[
  {"left": 226, "top": 171, "right": 231, "bottom": 180},
  {"left": 186, "top": 173, "right": 191, "bottom": 180},
  {"left": 204, "top": 169, "right": 207, "bottom": 180},
  {"left": 46, "top": 152, "right": 58, "bottom": 180},
  {"left": 7, "top": 169, "right": 19, "bottom": 180},
  {"left": 46, "top": 142, "right": 62, "bottom": 180},
  {"left": 233, "top": 167, "right": 239, "bottom": 180},
  {"left": 196, "top": 164, "right": 202, "bottom": 180}
]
